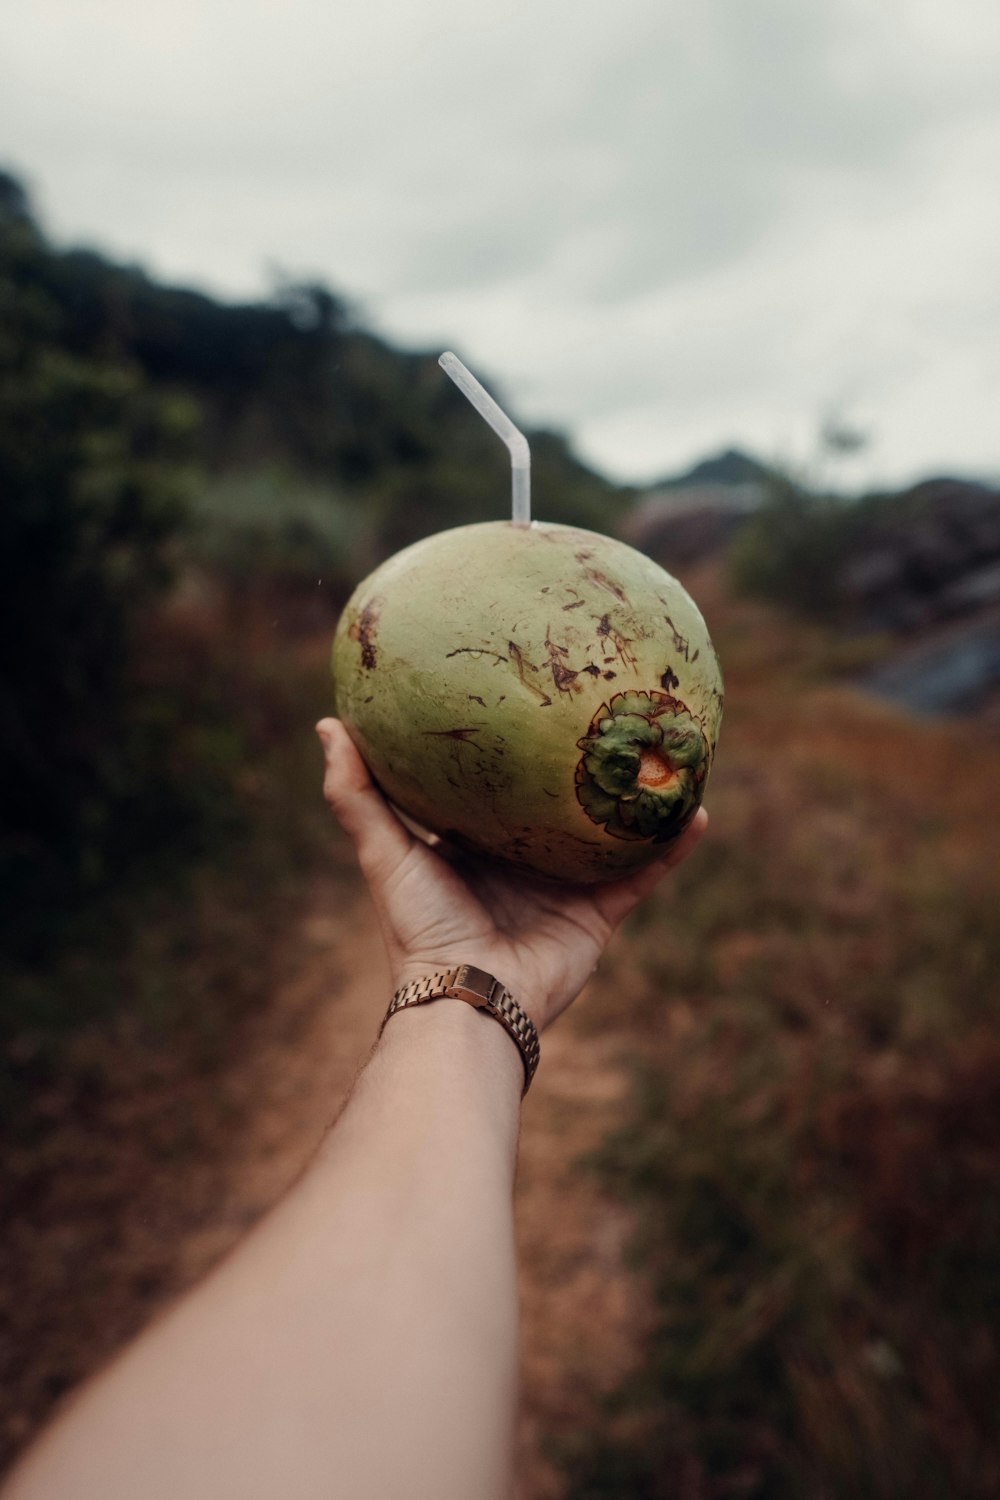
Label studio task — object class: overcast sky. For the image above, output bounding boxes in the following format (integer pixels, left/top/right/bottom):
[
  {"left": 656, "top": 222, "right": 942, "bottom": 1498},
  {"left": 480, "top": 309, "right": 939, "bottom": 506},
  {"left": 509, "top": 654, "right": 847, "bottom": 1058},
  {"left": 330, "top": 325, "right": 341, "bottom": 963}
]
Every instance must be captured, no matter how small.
[{"left": 3, "top": 0, "right": 999, "bottom": 490}]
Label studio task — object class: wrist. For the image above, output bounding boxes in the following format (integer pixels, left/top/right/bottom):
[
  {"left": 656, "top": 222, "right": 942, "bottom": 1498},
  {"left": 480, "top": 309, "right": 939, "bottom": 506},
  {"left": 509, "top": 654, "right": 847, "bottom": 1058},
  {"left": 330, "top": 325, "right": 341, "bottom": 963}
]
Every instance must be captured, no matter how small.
[
  {"left": 382, "top": 964, "right": 540, "bottom": 1095},
  {"left": 377, "top": 993, "right": 526, "bottom": 1100}
]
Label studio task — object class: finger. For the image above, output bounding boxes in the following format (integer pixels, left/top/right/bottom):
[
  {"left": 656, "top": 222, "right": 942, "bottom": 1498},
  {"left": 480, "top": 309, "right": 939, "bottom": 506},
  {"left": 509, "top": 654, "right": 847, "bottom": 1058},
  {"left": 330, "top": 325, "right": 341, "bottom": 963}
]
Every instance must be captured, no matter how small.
[
  {"left": 316, "top": 718, "right": 415, "bottom": 878},
  {"left": 592, "top": 806, "right": 709, "bottom": 931}
]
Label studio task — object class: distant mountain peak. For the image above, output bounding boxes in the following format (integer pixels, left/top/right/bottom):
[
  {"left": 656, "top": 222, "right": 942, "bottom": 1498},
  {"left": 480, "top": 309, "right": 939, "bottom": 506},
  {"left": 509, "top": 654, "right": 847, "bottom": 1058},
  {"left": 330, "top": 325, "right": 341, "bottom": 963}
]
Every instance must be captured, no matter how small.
[{"left": 653, "top": 447, "right": 770, "bottom": 491}]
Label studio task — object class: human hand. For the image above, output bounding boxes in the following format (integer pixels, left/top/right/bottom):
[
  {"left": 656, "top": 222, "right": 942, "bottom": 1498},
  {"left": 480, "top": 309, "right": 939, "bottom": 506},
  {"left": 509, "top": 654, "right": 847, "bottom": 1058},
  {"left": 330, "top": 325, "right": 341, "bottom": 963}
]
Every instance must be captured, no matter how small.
[{"left": 318, "top": 717, "right": 707, "bottom": 1033}]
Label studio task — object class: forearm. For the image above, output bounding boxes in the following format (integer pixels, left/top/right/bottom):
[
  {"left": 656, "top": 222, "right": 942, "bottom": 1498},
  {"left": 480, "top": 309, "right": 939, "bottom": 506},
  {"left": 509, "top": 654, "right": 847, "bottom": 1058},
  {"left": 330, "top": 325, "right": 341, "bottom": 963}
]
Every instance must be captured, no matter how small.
[{"left": 5, "top": 1000, "right": 524, "bottom": 1500}]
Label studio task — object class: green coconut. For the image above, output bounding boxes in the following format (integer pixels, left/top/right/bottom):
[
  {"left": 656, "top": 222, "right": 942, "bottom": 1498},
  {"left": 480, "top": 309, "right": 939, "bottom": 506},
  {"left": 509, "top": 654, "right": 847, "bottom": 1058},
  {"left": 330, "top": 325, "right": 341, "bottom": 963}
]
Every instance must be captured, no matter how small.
[{"left": 331, "top": 520, "right": 723, "bottom": 883}]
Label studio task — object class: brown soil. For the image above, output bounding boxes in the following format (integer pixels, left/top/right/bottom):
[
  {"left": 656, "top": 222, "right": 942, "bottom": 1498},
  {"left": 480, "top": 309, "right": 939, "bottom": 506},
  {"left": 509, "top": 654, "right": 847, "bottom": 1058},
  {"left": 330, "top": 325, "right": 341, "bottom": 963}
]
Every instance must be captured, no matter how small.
[{"left": 1, "top": 869, "right": 649, "bottom": 1498}]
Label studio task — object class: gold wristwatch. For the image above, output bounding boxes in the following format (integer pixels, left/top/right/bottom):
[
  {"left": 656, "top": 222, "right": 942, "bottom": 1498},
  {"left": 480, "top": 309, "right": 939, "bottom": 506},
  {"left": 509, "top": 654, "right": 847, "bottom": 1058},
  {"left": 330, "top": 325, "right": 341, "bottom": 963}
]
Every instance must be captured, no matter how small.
[{"left": 379, "top": 964, "right": 540, "bottom": 1096}]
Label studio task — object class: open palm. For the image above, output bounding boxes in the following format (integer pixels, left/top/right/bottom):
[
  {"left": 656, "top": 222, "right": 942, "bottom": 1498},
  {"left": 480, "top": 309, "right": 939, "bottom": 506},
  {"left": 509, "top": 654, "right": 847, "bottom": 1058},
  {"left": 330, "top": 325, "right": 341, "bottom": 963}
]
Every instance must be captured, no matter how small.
[{"left": 318, "top": 717, "right": 707, "bottom": 1032}]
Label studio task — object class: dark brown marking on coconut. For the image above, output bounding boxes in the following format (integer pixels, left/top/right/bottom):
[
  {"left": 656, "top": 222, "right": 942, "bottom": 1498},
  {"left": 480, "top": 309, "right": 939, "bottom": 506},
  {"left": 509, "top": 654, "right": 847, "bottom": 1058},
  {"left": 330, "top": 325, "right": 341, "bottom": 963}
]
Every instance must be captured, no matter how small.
[
  {"left": 583, "top": 568, "right": 627, "bottom": 604},
  {"left": 348, "top": 596, "right": 383, "bottom": 670},
  {"left": 446, "top": 647, "right": 508, "bottom": 666},
  {"left": 661, "top": 666, "right": 680, "bottom": 691},
  {"left": 508, "top": 641, "right": 552, "bottom": 707},
  {"left": 582, "top": 663, "right": 601, "bottom": 676},
  {"left": 603, "top": 671, "right": 616, "bottom": 680},
  {"left": 468, "top": 694, "right": 487, "bottom": 707},
  {"left": 551, "top": 661, "right": 579, "bottom": 693},
  {"left": 691, "top": 648, "right": 700, "bottom": 662},
  {"left": 544, "top": 625, "right": 583, "bottom": 695},
  {"left": 595, "top": 614, "right": 638, "bottom": 672},
  {"left": 562, "top": 598, "right": 586, "bottom": 611},
  {"left": 664, "top": 615, "right": 690, "bottom": 660},
  {"left": 574, "top": 548, "right": 595, "bottom": 563},
  {"left": 562, "top": 829, "right": 603, "bottom": 848},
  {"left": 364, "top": 695, "right": 374, "bottom": 703},
  {"left": 423, "top": 727, "right": 484, "bottom": 743}
]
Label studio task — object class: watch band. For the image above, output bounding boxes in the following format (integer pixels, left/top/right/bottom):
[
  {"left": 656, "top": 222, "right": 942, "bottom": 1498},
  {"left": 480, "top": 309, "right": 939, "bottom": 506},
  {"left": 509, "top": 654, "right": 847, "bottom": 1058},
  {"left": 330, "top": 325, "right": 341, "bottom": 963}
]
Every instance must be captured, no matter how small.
[{"left": 379, "top": 964, "right": 541, "bottom": 1096}]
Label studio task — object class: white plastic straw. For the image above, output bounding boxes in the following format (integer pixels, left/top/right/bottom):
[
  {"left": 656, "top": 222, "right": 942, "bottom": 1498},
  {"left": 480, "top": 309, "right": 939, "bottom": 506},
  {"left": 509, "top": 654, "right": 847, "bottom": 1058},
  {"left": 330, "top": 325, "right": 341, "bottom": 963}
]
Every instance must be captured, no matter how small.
[{"left": 439, "top": 351, "right": 531, "bottom": 526}]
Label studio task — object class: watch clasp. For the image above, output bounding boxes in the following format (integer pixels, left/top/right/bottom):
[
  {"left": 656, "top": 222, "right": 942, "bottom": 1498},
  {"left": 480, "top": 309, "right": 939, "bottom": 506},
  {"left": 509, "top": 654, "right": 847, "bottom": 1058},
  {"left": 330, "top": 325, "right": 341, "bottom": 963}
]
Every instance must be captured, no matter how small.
[{"left": 447, "top": 964, "right": 498, "bottom": 1009}]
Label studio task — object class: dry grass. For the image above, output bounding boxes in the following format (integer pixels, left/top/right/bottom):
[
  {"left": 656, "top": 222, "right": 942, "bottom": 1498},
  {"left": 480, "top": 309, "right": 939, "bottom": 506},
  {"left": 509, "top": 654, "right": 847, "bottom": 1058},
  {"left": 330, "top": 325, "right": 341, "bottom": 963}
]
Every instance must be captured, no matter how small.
[{"left": 559, "top": 569, "right": 1000, "bottom": 1499}]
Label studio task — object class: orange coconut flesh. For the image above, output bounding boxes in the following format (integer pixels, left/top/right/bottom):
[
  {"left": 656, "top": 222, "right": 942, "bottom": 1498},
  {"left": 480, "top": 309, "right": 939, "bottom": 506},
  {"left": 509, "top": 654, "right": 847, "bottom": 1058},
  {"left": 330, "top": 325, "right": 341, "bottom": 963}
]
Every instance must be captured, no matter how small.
[{"left": 636, "top": 748, "right": 680, "bottom": 791}]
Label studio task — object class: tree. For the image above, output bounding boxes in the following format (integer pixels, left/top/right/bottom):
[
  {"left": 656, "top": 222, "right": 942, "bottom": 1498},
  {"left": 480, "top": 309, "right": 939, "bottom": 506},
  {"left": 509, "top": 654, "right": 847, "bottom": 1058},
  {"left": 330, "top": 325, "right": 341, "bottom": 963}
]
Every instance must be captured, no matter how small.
[{"left": 0, "top": 179, "right": 194, "bottom": 957}]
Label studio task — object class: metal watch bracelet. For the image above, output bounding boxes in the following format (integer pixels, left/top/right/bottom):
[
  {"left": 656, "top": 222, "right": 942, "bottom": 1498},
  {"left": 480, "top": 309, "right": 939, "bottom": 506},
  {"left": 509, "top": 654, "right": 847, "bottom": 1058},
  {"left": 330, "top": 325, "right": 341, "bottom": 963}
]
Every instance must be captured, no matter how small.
[{"left": 379, "top": 964, "right": 540, "bottom": 1096}]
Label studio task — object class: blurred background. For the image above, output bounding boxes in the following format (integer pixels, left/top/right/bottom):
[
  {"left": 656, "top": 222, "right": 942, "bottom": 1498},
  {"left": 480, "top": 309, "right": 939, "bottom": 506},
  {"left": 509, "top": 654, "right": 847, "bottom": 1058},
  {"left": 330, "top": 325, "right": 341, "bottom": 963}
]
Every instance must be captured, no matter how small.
[{"left": 2, "top": 1, "right": 999, "bottom": 1495}]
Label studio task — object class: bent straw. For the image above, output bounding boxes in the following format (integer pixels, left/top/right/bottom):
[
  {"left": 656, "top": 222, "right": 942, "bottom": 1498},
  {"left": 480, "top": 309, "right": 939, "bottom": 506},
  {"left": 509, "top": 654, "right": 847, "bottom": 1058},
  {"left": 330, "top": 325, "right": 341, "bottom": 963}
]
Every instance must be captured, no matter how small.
[{"left": 439, "top": 351, "right": 531, "bottom": 527}]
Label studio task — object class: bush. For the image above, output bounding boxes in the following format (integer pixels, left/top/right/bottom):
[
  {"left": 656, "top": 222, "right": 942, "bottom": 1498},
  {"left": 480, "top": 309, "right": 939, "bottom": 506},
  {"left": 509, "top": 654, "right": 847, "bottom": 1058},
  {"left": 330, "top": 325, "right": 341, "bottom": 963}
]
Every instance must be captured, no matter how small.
[
  {"left": 0, "top": 334, "right": 197, "bottom": 957},
  {"left": 728, "top": 476, "right": 857, "bottom": 618}
]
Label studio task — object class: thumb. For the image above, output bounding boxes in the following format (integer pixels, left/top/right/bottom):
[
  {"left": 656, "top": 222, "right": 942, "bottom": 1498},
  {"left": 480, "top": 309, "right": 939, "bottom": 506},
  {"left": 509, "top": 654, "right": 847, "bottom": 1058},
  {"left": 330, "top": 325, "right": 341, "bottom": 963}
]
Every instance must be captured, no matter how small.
[{"left": 316, "top": 718, "right": 414, "bottom": 880}]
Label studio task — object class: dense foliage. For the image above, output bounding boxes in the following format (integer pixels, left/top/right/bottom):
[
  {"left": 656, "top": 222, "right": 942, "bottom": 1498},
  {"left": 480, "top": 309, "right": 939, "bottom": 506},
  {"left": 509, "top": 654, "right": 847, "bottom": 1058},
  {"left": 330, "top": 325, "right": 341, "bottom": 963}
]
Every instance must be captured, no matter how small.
[{"left": 0, "top": 173, "right": 196, "bottom": 956}]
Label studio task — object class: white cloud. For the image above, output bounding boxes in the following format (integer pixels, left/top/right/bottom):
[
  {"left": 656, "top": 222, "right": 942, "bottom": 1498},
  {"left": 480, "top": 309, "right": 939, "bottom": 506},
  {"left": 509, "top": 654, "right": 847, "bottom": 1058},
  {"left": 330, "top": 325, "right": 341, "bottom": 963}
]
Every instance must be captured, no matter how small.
[{"left": 2, "top": 0, "right": 999, "bottom": 487}]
